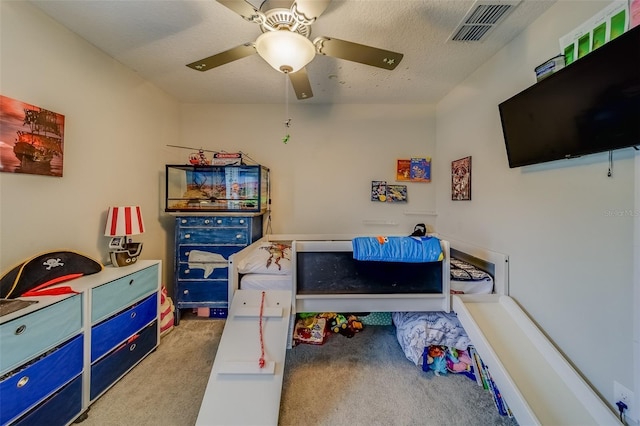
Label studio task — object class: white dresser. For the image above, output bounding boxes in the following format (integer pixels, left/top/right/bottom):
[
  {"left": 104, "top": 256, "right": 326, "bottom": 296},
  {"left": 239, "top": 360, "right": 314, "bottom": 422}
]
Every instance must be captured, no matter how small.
[{"left": 0, "top": 260, "right": 161, "bottom": 426}]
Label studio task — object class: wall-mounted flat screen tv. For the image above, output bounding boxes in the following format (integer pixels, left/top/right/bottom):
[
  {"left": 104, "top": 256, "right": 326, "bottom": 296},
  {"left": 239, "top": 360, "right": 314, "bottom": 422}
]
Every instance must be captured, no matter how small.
[{"left": 499, "top": 25, "right": 640, "bottom": 168}]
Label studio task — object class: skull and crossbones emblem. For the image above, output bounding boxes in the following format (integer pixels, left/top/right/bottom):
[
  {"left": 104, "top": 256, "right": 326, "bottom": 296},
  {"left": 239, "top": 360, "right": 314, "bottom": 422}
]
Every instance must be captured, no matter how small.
[{"left": 43, "top": 258, "right": 64, "bottom": 270}]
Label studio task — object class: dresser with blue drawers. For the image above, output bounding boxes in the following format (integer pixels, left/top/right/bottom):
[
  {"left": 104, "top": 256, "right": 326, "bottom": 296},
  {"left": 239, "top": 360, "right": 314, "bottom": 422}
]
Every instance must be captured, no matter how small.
[
  {"left": 173, "top": 215, "right": 263, "bottom": 324},
  {"left": 0, "top": 260, "right": 161, "bottom": 426}
]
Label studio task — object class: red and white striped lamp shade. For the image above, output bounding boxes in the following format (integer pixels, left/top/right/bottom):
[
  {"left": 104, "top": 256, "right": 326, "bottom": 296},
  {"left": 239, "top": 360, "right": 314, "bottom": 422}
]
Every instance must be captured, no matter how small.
[{"left": 104, "top": 206, "right": 145, "bottom": 237}]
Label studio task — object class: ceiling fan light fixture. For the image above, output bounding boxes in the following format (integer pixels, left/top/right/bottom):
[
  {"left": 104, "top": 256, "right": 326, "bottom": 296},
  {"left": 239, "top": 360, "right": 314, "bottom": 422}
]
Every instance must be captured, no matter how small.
[{"left": 255, "top": 30, "right": 315, "bottom": 73}]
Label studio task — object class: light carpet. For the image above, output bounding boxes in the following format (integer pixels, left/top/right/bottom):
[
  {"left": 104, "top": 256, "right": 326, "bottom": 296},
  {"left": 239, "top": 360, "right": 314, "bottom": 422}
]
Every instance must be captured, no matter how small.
[{"left": 79, "top": 313, "right": 518, "bottom": 426}]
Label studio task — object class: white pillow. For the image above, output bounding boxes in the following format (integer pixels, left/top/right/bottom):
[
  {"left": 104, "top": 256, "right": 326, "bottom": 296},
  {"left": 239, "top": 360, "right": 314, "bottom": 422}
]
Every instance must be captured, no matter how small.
[{"left": 237, "top": 242, "right": 292, "bottom": 275}]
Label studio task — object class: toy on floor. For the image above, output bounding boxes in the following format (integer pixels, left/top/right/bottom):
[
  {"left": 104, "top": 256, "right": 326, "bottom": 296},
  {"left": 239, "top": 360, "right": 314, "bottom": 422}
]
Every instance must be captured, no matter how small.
[
  {"left": 425, "top": 345, "right": 448, "bottom": 376},
  {"left": 331, "top": 314, "right": 348, "bottom": 333},
  {"left": 318, "top": 312, "right": 364, "bottom": 338},
  {"left": 293, "top": 316, "right": 328, "bottom": 345},
  {"left": 445, "top": 347, "right": 472, "bottom": 372},
  {"left": 445, "top": 347, "right": 476, "bottom": 380},
  {"left": 338, "top": 315, "right": 364, "bottom": 338}
]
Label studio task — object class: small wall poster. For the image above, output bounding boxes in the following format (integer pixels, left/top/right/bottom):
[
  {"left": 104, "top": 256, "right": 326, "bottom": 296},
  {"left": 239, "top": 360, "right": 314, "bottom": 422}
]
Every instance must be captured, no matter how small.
[
  {"left": 451, "top": 156, "right": 471, "bottom": 201},
  {"left": 371, "top": 181, "right": 388, "bottom": 202},
  {"left": 386, "top": 185, "right": 408, "bottom": 202},
  {"left": 410, "top": 157, "right": 431, "bottom": 182},
  {"left": 396, "top": 159, "right": 411, "bottom": 181}
]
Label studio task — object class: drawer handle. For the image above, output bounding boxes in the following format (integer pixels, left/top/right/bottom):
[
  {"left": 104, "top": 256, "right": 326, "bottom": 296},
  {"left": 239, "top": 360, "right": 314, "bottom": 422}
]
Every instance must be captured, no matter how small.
[
  {"left": 129, "top": 343, "right": 137, "bottom": 352},
  {"left": 239, "top": 219, "right": 245, "bottom": 224},
  {"left": 185, "top": 234, "right": 191, "bottom": 239},
  {"left": 181, "top": 219, "right": 187, "bottom": 224},
  {"left": 130, "top": 312, "right": 137, "bottom": 319},
  {"left": 17, "top": 376, "right": 29, "bottom": 388},
  {"left": 183, "top": 290, "right": 189, "bottom": 295},
  {"left": 185, "top": 269, "right": 190, "bottom": 274},
  {"left": 236, "top": 234, "right": 243, "bottom": 239},
  {"left": 129, "top": 279, "right": 134, "bottom": 286},
  {"left": 204, "top": 219, "right": 210, "bottom": 224},
  {"left": 15, "top": 325, "right": 27, "bottom": 335},
  {"left": 216, "top": 220, "right": 222, "bottom": 224}
]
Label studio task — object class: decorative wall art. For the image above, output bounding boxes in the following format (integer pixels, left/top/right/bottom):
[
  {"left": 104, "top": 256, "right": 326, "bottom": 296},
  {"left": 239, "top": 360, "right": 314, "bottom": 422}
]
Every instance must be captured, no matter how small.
[
  {"left": 0, "top": 95, "right": 65, "bottom": 177},
  {"left": 396, "top": 157, "right": 431, "bottom": 182},
  {"left": 451, "top": 156, "right": 471, "bottom": 201},
  {"left": 386, "top": 185, "right": 408, "bottom": 202},
  {"left": 371, "top": 181, "right": 408, "bottom": 203},
  {"left": 396, "top": 160, "right": 411, "bottom": 181},
  {"left": 371, "top": 181, "right": 388, "bottom": 202}
]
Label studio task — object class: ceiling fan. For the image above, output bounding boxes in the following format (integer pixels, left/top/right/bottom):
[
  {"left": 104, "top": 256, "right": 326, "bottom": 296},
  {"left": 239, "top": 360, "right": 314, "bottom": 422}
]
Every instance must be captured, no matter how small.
[{"left": 186, "top": 0, "right": 404, "bottom": 100}]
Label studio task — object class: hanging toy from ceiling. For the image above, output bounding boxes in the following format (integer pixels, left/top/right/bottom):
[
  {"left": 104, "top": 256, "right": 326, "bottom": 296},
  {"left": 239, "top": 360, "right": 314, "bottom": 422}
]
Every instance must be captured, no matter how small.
[{"left": 282, "top": 72, "right": 291, "bottom": 144}]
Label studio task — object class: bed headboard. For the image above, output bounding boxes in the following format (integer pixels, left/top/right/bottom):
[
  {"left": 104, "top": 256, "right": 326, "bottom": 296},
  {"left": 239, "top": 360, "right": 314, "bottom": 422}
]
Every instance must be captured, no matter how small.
[{"left": 444, "top": 236, "right": 509, "bottom": 296}]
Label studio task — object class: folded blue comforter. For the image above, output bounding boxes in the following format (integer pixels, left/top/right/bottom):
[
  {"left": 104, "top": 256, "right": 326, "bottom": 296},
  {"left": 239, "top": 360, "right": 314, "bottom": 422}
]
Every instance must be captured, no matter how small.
[{"left": 352, "top": 236, "right": 443, "bottom": 263}]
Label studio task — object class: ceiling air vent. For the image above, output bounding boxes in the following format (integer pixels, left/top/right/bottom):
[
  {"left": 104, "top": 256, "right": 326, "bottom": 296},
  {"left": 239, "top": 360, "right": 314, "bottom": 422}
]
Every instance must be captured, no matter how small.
[{"left": 450, "top": 0, "right": 521, "bottom": 42}]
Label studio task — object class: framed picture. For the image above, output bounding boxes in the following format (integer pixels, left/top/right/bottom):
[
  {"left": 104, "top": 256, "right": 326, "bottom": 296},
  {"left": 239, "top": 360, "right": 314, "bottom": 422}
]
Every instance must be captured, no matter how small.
[
  {"left": 0, "top": 95, "right": 65, "bottom": 177},
  {"left": 451, "top": 156, "right": 471, "bottom": 201}
]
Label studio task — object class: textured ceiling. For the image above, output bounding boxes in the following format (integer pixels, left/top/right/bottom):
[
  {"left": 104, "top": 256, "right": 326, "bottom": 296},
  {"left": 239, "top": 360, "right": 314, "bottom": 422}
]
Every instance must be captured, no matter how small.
[{"left": 28, "top": 0, "right": 555, "bottom": 104}]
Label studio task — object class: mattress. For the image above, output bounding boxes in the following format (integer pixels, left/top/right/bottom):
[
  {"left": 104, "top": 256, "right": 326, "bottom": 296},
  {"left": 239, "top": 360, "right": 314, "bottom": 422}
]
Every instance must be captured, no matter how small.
[
  {"left": 450, "top": 278, "right": 493, "bottom": 294},
  {"left": 450, "top": 258, "right": 493, "bottom": 295},
  {"left": 240, "top": 274, "right": 292, "bottom": 291}
]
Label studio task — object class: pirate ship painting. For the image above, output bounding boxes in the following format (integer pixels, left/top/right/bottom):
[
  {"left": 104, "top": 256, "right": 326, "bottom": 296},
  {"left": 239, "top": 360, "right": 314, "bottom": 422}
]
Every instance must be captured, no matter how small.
[{"left": 0, "top": 95, "right": 64, "bottom": 177}]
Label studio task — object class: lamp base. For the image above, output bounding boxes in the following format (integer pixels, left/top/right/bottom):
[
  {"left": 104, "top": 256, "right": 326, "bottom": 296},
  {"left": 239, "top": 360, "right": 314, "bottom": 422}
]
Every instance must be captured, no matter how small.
[{"left": 109, "top": 242, "right": 143, "bottom": 267}]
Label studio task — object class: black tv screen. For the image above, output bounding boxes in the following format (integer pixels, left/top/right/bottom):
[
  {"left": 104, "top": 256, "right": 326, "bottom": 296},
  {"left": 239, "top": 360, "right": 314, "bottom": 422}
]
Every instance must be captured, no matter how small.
[{"left": 499, "top": 25, "right": 640, "bottom": 168}]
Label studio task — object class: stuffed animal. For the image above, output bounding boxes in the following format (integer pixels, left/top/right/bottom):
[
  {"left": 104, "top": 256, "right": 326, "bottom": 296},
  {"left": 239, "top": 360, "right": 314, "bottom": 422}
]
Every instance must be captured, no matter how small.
[
  {"left": 426, "top": 345, "right": 448, "bottom": 376},
  {"left": 445, "top": 347, "right": 476, "bottom": 381}
]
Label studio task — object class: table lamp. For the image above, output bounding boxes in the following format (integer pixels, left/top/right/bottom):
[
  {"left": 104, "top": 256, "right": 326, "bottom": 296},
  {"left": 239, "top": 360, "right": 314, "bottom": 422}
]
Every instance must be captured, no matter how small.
[{"left": 104, "top": 206, "right": 145, "bottom": 267}]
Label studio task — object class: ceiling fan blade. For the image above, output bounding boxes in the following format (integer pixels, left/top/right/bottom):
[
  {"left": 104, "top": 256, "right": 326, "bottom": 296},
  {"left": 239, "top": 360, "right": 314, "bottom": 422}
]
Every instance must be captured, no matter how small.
[
  {"left": 186, "top": 43, "right": 256, "bottom": 71},
  {"left": 293, "top": 0, "right": 331, "bottom": 21},
  {"left": 216, "top": 0, "right": 261, "bottom": 21},
  {"left": 288, "top": 68, "right": 314, "bottom": 100},
  {"left": 314, "top": 37, "right": 403, "bottom": 70}
]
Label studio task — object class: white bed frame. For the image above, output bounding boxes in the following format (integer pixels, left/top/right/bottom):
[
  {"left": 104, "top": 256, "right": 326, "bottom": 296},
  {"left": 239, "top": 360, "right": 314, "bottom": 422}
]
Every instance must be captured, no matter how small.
[
  {"left": 229, "top": 233, "right": 452, "bottom": 314},
  {"left": 216, "top": 234, "right": 619, "bottom": 425}
]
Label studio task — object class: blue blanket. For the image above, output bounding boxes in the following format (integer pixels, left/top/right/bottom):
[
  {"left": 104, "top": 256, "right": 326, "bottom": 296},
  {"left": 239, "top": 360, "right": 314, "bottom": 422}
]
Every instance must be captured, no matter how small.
[{"left": 352, "top": 236, "right": 443, "bottom": 263}]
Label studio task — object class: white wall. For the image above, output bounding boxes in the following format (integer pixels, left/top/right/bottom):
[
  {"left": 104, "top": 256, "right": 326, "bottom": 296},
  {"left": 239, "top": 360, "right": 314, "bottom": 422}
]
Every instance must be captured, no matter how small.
[
  {"left": 0, "top": 1, "right": 180, "bottom": 287},
  {"left": 175, "top": 103, "right": 438, "bottom": 235},
  {"left": 435, "top": 0, "right": 636, "bottom": 411}
]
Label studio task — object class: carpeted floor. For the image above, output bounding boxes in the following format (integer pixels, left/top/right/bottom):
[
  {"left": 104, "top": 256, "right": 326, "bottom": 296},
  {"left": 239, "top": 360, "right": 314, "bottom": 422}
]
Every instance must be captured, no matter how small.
[{"left": 79, "top": 313, "right": 518, "bottom": 426}]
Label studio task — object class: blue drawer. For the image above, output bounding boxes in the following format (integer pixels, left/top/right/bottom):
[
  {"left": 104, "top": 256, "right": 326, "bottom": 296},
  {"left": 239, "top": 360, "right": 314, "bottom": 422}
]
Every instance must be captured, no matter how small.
[
  {"left": 177, "top": 245, "right": 242, "bottom": 264},
  {"left": 11, "top": 375, "right": 82, "bottom": 426},
  {"left": 175, "top": 281, "right": 226, "bottom": 304},
  {"left": 177, "top": 216, "right": 250, "bottom": 227},
  {"left": 91, "top": 264, "right": 158, "bottom": 324},
  {"left": 0, "top": 295, "right": 82, "bottom": 375},
  {"left": 0, "top": 334, "right": 83, "bottom": 425},
  {"left": 90, "top": 322, "right": 157, "bottom": 401},
  {"left": 178, "top": 227, "right": 248, "bottom": 245},
  {"left": 91, "top": 294, "right": 157, "bottom": 362}
]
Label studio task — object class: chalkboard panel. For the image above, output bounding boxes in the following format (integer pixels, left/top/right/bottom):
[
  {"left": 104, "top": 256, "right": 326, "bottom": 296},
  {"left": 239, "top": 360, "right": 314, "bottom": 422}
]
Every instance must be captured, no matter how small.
[{"left": 296, "top": 251, "right": 442, "bottom": 294}]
